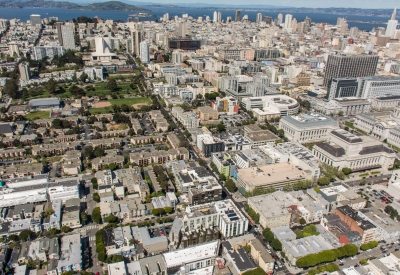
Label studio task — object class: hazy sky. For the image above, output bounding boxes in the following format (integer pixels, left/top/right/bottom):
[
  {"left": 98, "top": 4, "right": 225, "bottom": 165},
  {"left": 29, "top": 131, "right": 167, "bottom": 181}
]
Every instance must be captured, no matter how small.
[{"left": 164, "top": 0, "right": 398, "bottom": 9}]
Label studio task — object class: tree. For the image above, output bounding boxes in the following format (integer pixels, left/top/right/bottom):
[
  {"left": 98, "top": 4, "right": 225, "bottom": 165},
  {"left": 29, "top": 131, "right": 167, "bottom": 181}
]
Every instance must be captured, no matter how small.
[
  {"left": 225, "top": 179, "right": 236, "bottom": 192},
  {"left": 318, "top": 176, "right": 331, "bottom": 186},
  {"left": 152, "top": 208, "right": 159, "bottom": 215},
  {"left": 198, "top": 159, "right": 207, "bottom": 167},
  {"left": 360, "top": 178, "right": 367, "bottom": 185},
  {"left": 299, "top": 218, "right": 306, "bottom": 225},
  {"left": 61, "top": 226, "right": 70, "bottom": 233},
  {"left": 45, "top": 78, "right": 57, "bottom": 94},
  {"left": 49, "top": 228, "right": 58, "bottom": 235},
  {"left": 104, "top": 214, "right": 119, "bottom": 223},
  {"left": 8, "top": 234, "right": 19, "bottom": 242},
  {"left": 44, "top": 208, "right": 54, "bottom": 218},
  {"left": 91, "top": 177, "right": 98, "bottom": 189},
  {"left": 164, "top": 206, "right": 173, "bottom": 214},
  {"left": 3, "top": 79, "right": 18, "bottom": 98},
  {"left": 242, "top": 267, "right": 267, "bottom": 275},
  {"left": 107, "top": 78, "right": 118, "bottom": 92},
  {"left": 79, "top": 72, "right": 89, "bottom": 83},
  {"left": 271, "top": 239, "right": 282, "bottom": 251},
  {"left": 342, "top": 167, "right": 352, "bottom": 175},
  {"left": 262, "top": 228, "right": 274, "bottom": 242},
  {"left": 93, "top": 192, "right": 100, "bottom": 203},
  {"left": 19, "top": 230, "right": 34, "bottom": 241},
  {"left": 80, "top": 212, "right": 88, "bottom": 225},
  {"left": 92, "top": 207, "right": 101, "bottom": 224},
  {"left": 216, "top": 123, "right": 226, "bottom": 132},
  {"left": 360, "top": 241, "right": 379, "bottom": 251}
]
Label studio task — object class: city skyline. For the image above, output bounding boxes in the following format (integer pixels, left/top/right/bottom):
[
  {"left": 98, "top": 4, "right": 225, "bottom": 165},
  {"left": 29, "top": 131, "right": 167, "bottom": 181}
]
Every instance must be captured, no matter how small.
[{"left": 122, "top": 0, "right": 398, "bottom": 9}]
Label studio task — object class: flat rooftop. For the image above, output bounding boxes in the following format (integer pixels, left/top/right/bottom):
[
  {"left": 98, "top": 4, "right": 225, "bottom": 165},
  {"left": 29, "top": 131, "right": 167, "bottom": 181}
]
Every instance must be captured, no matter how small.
[
  {"left": 163, "top": 240, "right": 218, "bottom": 267},
  {"left": 248, "top": 191, "right": 297, "bottom": 219},
  {"left": 237, "top": 163, "right": 306, "bottom": 187}
]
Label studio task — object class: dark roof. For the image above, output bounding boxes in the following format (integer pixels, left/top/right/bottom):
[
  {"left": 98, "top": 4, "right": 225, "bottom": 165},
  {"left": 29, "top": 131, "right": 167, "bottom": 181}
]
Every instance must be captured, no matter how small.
[
  {"left": 359, "top": 145, "right": 394, "bottom": 155},
  {"left": 331, "top": 130, "right": 363, "bottom": 143},
  {"left": 178, "top": 172, "right": 192, "bottom": 183},
  {"left": 192, "top": 167, "right": 213, "bottom": 178},
  {"left": 315, "top": 142, "right": 346, "bottom": 157},
  {"left": 376, "top": 95, "right": 400, "bottom": 100},
  {"left": 221, "top": 241, "right": 257, "bottom": 272},
  {"left": 0, "top": 222, "right": 10, "bottom": 235},
  {"left": 0, "top": 124, "right": 13, "bottom": 135},
  {"left": 336, "top": 205, "right": 376, "bottom": 231},
  {"left": 103, "top": 227, "right": 115, "bottom": 247}
]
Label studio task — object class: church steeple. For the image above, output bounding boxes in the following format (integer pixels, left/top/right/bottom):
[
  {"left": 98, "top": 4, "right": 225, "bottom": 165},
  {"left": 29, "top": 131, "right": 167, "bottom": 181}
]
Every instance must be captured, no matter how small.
[{"left": 392, "top": 7, "right": 397, "bottom": 20}]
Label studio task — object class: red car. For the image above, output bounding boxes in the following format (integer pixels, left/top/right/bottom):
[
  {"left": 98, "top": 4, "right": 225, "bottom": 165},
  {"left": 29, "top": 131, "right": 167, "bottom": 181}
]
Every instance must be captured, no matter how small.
[{"left": 96, "top": 272, "right": 100, "bottom": 275}]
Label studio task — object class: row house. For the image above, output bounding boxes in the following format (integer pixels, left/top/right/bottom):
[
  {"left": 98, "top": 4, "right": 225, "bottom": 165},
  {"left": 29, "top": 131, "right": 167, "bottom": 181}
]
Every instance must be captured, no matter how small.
[
  {"left": 130, "top": 147, "right": 189, "bottom": 166},
  {"left": 130, "top": 134, "right": 165, "bottom": 145},
  {"left": 33, "top": 119, "right": 52, "bottom": 127},
  {"left": 54, "top": 134, "right": 78, "bottom": 143},
  {"left": 91, "top": 138, "right": 122, "bottom": 149},
  {"left": 32, "top": 142, "right": 80, "bottom": 156},
  {"left": 91, "top": 155, "right": 124, "bottom": 171},
  {"left": 0, "top": 163, "right": 43, "bottom": 179},
  {"left": 98, "top": 129, "right": 130, "bottom": 138},
  {"left": 0, "top": 148, "right": 26, "bottom": 158}
]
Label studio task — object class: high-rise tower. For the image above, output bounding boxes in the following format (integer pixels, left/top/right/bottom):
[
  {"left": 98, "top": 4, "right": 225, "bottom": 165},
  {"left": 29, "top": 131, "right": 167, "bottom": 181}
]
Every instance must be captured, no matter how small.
[{"left": 386, "top": 7, "right": 398, "bottom": 38}]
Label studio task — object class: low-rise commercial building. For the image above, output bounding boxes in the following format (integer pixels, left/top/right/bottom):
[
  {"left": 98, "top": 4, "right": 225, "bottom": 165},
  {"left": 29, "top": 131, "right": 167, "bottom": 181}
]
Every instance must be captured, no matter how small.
[
  {"left": 236, "top": 162, "right": 313, "bottom": 193},
  {"left": 247, "top": 191, "right": 297, "bottom": 228}
]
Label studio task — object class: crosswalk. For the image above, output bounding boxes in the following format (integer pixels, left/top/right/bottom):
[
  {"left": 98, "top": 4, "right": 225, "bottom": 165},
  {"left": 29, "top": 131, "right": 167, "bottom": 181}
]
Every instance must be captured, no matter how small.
[
  {"left": 86, "top": 225, "right": 98, "bottom": 230},
  {"left": 89, "top": 236, "right": 96, "bottom": 241}
]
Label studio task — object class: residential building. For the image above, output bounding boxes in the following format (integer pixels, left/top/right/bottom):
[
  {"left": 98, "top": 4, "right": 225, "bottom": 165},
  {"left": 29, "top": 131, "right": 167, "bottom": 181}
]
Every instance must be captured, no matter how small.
[
  {"left": 18, "top": 62, "right": 30, "bottom": 81},
  {"left": 131, "top": 226, "right": 168, "bottom": 254},
  {"left": 197, "top": 134, "right": 225, "bottom": 157},
  {"left": 211, "top": 152, "right": 236, "bottom": 177},
  {"left": 139, "top": 41, "right": 150, "bottom": 64},
  {"left": 33, "top": 46, "right": 64, "bottom": 61},
  {"left": 335, "top": 205, "right": 376, "bottom": 243},
  {"left": 249, "top": 239, "right": 274, "bottom": 274},
  {"left": 163, "top": 241, "right": 218, "bottom": 274},
  {"left": 60, "top": 24, "right": 75, "bottom": 50},
  {"left": 358, "top": 207, "right": 400, "bottom": 243},
  {"left": 181, "top": 200, "right": 248, "bottom": 238},
  {"left": 197, "top": 106, "right": 219, "bottom": 121},
  {"left": 57, "top": 234, "right": 81, "bottom": 274}
]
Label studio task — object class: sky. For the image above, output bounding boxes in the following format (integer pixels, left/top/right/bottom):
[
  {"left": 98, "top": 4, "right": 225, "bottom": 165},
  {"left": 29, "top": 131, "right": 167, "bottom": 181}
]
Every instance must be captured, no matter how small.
[{"left": 160, "top": 0, "right": 399, "bottom": 9}]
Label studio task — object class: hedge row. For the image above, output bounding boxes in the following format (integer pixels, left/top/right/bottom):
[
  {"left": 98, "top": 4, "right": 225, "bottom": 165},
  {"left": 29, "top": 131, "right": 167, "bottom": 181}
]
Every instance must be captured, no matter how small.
[
  {"left": 360, "top": 241, "right": 379, "bottom": 251},
  {"left": 308, "top": 263, "right": 339, "bottom": 275},
  {"left": 95, "top": 229, "right": 106, "bottom": 262},
  {"left": 296, "top": 244, "right": 358, "bottom": 268}
]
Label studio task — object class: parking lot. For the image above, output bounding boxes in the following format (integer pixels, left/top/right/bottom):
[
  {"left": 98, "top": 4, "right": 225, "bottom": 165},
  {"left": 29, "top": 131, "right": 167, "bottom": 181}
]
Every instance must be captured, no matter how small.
[{"left": 221, "top": 112, "right": 252, "bottom": 127}]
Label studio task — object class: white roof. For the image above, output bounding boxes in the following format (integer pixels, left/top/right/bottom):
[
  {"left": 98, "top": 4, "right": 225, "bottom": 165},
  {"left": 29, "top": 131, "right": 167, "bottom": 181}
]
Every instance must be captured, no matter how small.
[{"left": 163, "top": 241, "right": 218, "bottom": 267}]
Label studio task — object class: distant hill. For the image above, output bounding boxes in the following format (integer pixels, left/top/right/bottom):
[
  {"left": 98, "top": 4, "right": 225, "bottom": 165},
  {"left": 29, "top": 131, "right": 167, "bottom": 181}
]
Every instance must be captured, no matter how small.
[
  {"left": 0, "top": 0, "right": 150, "bottom": 11},
  {"left": 82, "top": 1, "right": 149, "bottom": 11}
]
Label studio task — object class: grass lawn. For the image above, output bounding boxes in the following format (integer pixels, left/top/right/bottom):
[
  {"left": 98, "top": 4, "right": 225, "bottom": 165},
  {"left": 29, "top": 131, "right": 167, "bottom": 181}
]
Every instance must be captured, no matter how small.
[
  {"left": 89, "top": 97, "right": 152, "bottom": 114},
  {"left": 88, "top": 107, "right": 109, "bottom": 114},
  {"left": 88, "top": 82, "right": 139, "bottom": 97},
  {"left": 109, "top": 98, "right": 152, "bottom": 106},
  {"left": 25, "top": 111, "right": 50, "bottom": 120}
]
